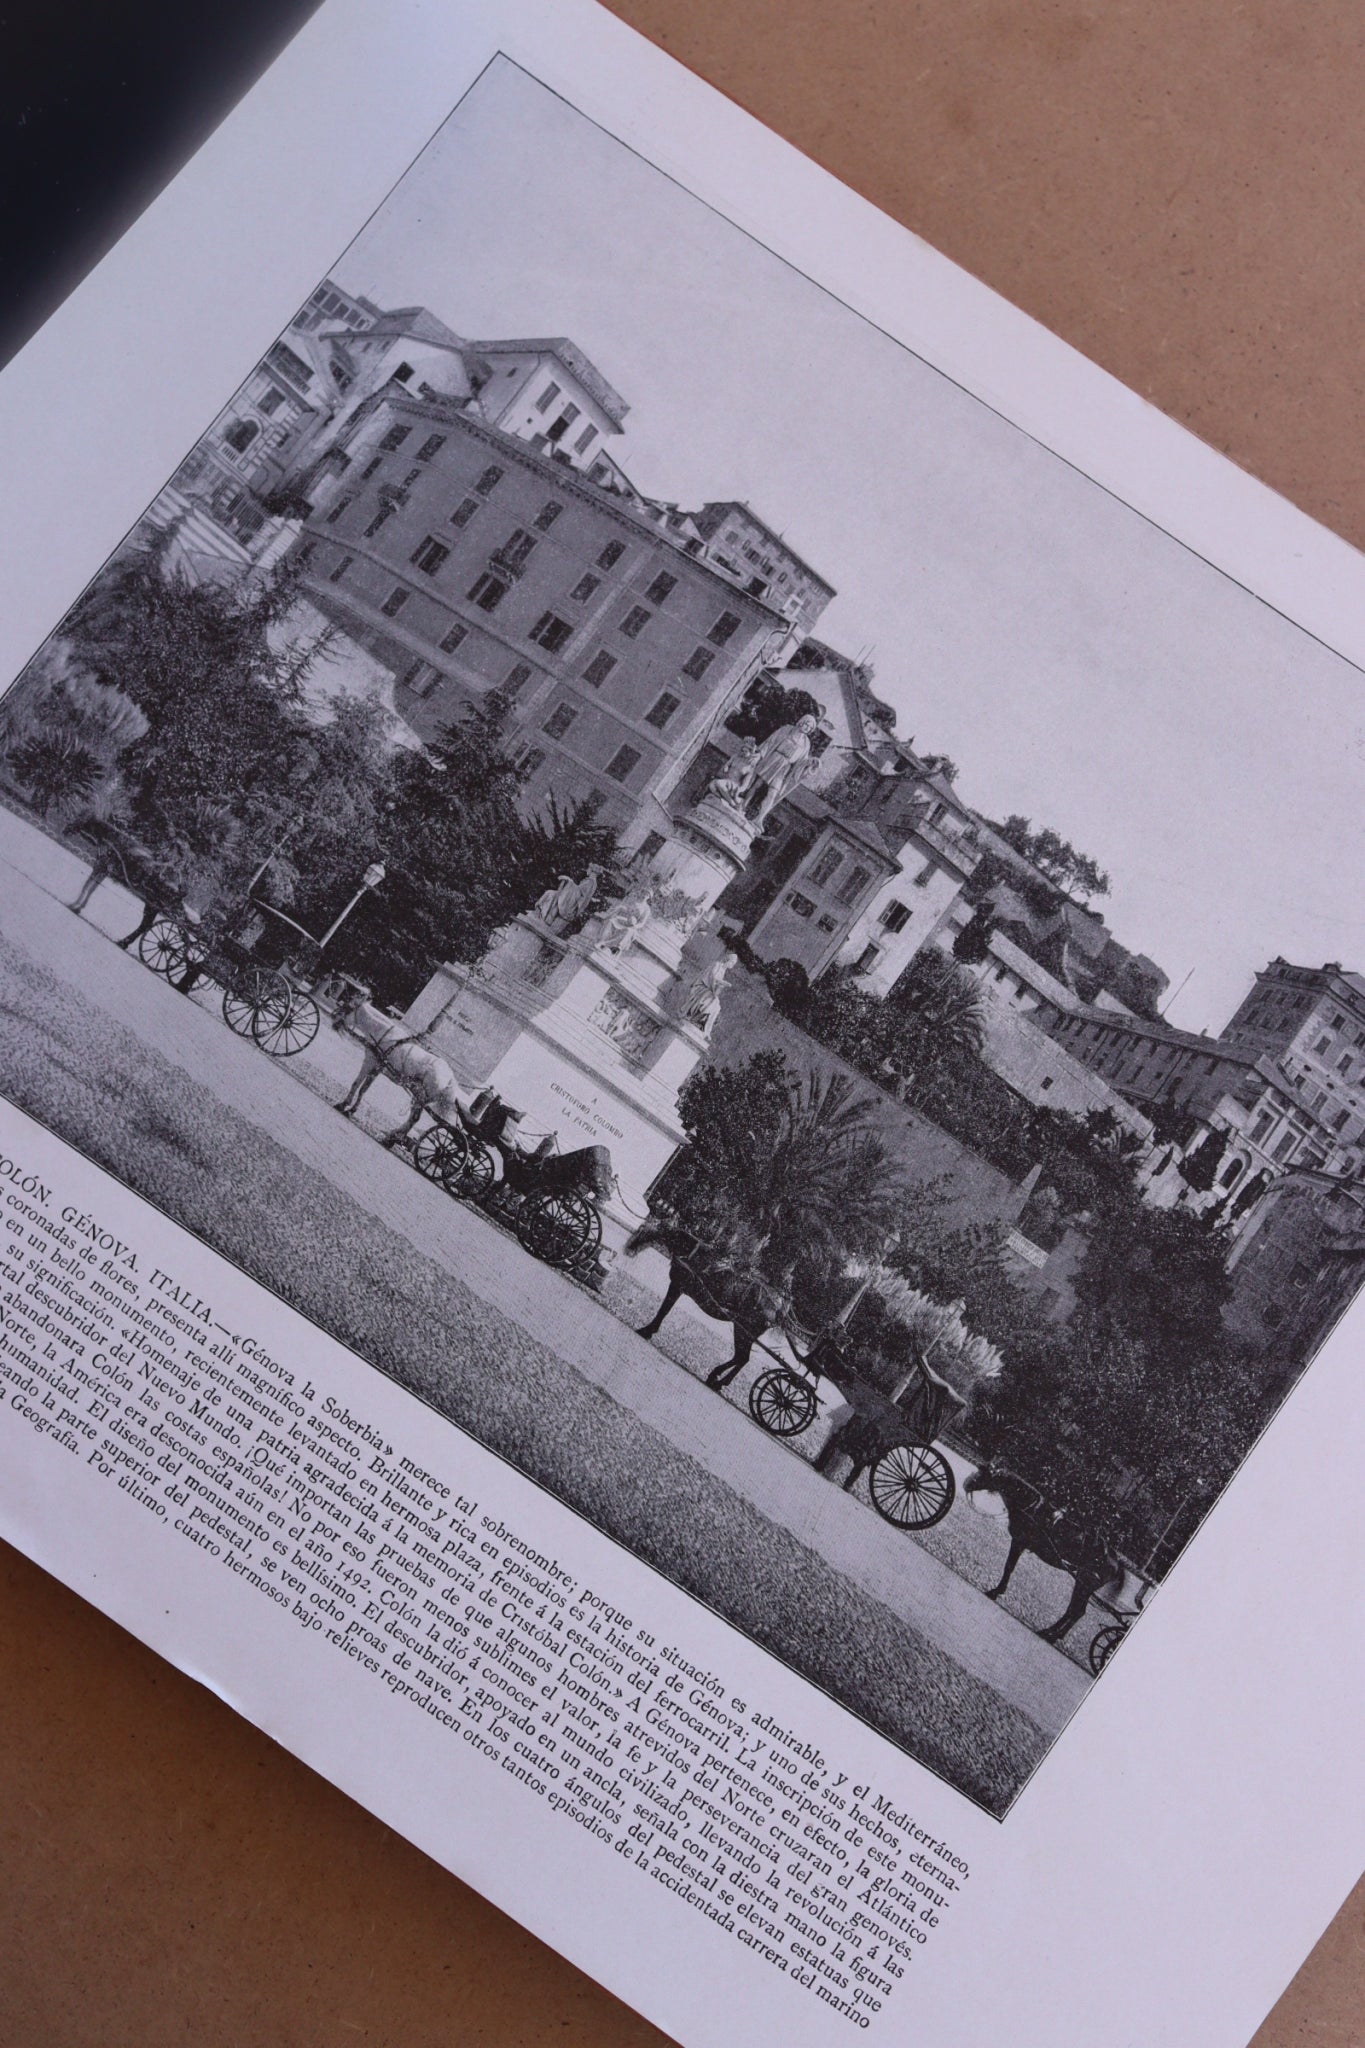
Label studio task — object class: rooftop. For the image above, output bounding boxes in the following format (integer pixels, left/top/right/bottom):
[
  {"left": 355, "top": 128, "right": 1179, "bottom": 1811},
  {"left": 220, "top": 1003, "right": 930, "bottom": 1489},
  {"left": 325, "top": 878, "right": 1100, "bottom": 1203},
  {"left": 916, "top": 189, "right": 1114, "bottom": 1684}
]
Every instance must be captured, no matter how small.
[{"left": 467, "top": 336, "right": 630, "bottom": 427}]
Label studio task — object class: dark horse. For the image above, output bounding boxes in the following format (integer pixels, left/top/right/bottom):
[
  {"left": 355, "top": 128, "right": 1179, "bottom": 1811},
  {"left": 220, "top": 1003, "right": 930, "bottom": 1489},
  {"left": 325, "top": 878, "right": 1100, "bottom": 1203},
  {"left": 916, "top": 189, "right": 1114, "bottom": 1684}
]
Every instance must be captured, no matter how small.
[
  {"left": 625, "top": 1216, "right": 793, "bottom": 1390},
  {"left": 965, "top": 1466, "right": 1117, "bottom": 1647}
]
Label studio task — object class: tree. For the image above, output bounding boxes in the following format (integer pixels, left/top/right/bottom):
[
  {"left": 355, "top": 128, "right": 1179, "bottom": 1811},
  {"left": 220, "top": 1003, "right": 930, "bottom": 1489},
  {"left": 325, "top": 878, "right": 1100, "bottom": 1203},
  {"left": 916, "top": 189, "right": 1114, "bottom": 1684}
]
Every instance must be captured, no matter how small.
[
  {"left": 659, "top": 1052, "right": 911, "bottom": 1320},
  {"left": 997, "top": 814, "right": 1111, "bottom": 902},
  {"left": 1, "top": 641, "right": 148, "bottom": 821},
  {"left": 951, "top": 901, "right": 996, "bottom": 964},
  {"left": 724, "top": 673, "right": 823, "bottom": 746}
]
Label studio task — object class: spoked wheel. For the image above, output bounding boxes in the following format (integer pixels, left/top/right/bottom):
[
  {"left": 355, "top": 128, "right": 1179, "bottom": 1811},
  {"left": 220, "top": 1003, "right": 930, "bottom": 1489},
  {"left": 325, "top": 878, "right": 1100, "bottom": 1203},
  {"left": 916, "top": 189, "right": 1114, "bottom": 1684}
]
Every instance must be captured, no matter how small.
[
  {"left": 252, "top": 986, "right": 321, "bottom": 1057},
  {"left": 459, "top": 1138, "right": 498, "bottom": 1201},
  {"left": 413, "top": 1122, "right": 476, "bottom": 1194},
  {"left": 222, "top": 966, "right": 288, "bottom": 1039},
  {"left": 748, "top": 1369, "right": 818, "bottom": 1437},
  {"left": 1089, "top": 1623, "right": 1127, "bottom": 1676},
  {"left": 138, "top": 916, "right": 193, "bottom": 980},
  {"left": 516, "top": 1189, "right": 595, "bottom": 1268},
  {"left": 869, "top": 1443, "right": 956, "bottom": 1531}
]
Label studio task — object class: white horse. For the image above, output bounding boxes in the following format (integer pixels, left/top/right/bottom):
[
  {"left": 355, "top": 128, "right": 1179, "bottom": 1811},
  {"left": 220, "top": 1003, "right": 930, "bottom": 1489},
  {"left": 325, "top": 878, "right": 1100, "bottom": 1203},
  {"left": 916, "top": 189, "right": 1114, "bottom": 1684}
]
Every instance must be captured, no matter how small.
[{"left": 334, "top": 996, "right": 474, "bottom": 1148}]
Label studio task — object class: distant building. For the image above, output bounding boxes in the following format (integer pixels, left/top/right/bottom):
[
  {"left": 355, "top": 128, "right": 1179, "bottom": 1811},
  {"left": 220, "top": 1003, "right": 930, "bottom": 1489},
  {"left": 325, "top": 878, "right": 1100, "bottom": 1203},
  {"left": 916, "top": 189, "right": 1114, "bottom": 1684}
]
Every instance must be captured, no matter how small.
[
  {"left": 1223, "top": 1169, "right": 1365, "bottom": 1391},
  {"left": 296, "top": 391, "right": 793, "bottom": 840},
  {"left": 687, "top": 502, "right": 836, "bottom": 646}
]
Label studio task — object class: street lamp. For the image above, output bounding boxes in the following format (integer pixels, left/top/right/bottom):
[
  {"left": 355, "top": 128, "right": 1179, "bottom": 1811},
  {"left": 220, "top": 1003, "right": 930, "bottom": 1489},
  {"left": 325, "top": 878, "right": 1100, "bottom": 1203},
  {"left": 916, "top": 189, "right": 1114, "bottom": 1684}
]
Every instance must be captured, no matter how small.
[{"left": 318, "top": 862, "right": 386, "bottom": 952}]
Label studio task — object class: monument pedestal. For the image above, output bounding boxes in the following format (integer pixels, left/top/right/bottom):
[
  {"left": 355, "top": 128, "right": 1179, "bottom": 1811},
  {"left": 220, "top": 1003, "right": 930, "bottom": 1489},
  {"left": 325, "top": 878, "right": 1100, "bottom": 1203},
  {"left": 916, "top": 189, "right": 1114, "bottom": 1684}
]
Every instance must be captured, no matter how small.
[{"left": 402, "top": 747, "right": 803, "bottom": 1240}]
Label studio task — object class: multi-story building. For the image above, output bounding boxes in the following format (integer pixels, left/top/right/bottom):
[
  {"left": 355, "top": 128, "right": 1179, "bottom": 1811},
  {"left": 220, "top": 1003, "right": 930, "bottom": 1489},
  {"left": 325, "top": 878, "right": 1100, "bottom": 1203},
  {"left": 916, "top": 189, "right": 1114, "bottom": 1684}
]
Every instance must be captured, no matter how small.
[
  {"left": 721, "top": 724, "right": 982, "bottom": 994},
  {"left": 687, "top": 502, "right": 836, "bottom": 649},
  {"left": 1039, "top": 959, "right": 1365, "bottom": 1224},
  {"left": 295, "top": 389, "right": 793, "bottom": 841}
]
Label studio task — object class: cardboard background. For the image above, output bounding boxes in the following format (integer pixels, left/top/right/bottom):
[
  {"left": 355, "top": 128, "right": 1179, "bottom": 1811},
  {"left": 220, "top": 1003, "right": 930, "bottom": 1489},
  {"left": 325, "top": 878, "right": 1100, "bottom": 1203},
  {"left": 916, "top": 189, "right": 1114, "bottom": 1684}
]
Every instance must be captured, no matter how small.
[{"left": 2, "top": 1, "right": 1362, "bottom": 2039}]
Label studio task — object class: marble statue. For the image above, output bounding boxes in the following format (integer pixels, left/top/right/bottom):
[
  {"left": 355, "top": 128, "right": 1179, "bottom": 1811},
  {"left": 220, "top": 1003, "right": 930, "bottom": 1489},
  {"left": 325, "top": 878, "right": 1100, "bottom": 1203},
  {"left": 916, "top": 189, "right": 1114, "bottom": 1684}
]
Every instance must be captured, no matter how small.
[
  {"left": 746, "top": 713, "right": 821, "bottom": 823},
  {"left": 534, "top": 863, "right": 602, "bottom": 931},
  {"left": 682, "top": 950, "right": 735, "bottom": 1033},
  {"left": 596, "top": 893, "right": 652, "bottom": 955},
  {"left": 705, "top": 736, "right": 760, "bottom": 810}
]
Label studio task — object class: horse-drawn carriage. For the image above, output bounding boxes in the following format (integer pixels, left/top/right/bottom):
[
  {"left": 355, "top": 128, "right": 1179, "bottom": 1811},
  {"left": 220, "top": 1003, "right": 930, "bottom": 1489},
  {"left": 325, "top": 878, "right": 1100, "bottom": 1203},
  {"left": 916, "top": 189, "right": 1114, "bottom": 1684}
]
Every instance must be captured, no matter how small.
[
  {"left": 135, "top": 903, "right": 323, "bottom": 1058},
  {"left": 747, "top": 1330, "right": 963, "bottom": 1532},
  {"left": 411, "top": 1093, "right": 611, "bottom": 1281}
]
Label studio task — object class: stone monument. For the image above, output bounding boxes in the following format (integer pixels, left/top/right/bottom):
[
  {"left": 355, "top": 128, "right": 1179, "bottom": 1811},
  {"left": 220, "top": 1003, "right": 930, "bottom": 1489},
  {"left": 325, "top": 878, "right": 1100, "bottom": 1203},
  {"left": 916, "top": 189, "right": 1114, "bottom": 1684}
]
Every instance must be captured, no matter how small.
[{"left": 402, "top": 716, "right": 824, "bottom": 1237}]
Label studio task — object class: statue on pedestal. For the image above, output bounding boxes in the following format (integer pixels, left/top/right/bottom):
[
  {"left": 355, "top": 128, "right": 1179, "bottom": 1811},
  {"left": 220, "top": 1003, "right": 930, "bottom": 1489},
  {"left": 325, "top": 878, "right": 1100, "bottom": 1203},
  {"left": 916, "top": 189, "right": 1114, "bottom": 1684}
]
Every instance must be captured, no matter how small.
[
  {"left": 534, "top": 863, "right": 603, "bottom": 933},
  {"left": 595, "top": 892, "right": 652, "bottom": 956},
  {"left": 704, "top": 736, "right": 759, "bottom": 811},
  {"left": 745, "top": 713, "right": 821, "bottom": 824},
  {"left": 681, "top": 951, "right": 735, "bottom": 1034}
]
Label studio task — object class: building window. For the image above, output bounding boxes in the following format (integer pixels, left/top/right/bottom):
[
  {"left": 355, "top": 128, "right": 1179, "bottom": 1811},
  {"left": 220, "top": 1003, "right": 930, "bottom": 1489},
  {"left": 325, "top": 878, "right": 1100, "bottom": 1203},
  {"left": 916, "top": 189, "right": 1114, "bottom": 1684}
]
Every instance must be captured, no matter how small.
[
  {"left": 258, "top": 385, "right": 287, "bottom": 416},
  {"left": 637, "top": 831, "right": 666, "bottom": 861},
  {"left": 530, "top": 612, "right": 573, "bottom": 653},
  {"left": 817, "top": 914, "right": 838, "bottom": 933},
  {"left": 1338, "top": 1052, "right": 1354, "bottom": 1075},
  {"left": 583, "top": 649, "right": 617, "bottom": 688},
  {"left": 912, "top": 860, "right": 936, "bottom": 888},
  {"left": 503, "top": 662, "right": 534, "bottom": 698},
  {"left": 475, "top": 465, "right": 503, "bottom": 496},
  {"left": 535, "top": 502, "right": 563, "bottom": 532},
  {"left": 364, "top": 506, "right": 394, "bottom": 538},
  {"left": 379, "top": 425, "right": 411, "bottom": 452},
  {"left": 328, "top": 554, "right": 354, "bottom": 583},
  {"left": 645, "top": 570, "right": 677, "bottom": 606},
  {"left": 468, "top": 572, "right": 508, "bottom": 612},
  {"left": 605, "top": 744, "right": 642, "bottom": 784},
  {"left": 645, "top": 692, "right": 681, "bottom": 730},
  {"left": 411, "top": 536, "right": 451, "bottom": 576},
  {"left": 1273, "top": 1129, "right": 1300, "bottom": 1161},
  {"left": 323, "top": 497, "right": 352, "bottom": 526},
  {"left": 295, "top": 541, "right": 316, "bottom": 569},
  {"left": 682, "top": 645, "right": 715, "bottom": 681},
  {"left": 787, "top": 893, "right": 816, "bottom": 919},
  {"left": 517, "top": 747, "right": 546, "bottom": 776},
  {"left": 381, "top": 586, "right": 410, "bottom": 617},
  {"left": 449, "top": 496, "right": 480, "bottom": 529},
  {"left": 222, "top": 419, "right": 259, "bottom": 453},
  {"left": 439, "top": 622, "right": 468, "bottom": 654},
  {"left": 836, "top": 865, "right": 872, "bottom": 906},
  {"left": 598, "top": 540, "right": 625, "bottom": 570},
  {"left": 620, "top": 605, "right": 652, "bottom": 639},
  {"left": 416, "top": 434, "right": 446, "bottom": 460},
  {"left": 854, "top": 944, "right": 881, "bottom": 974},
  {"left": 402, "top": 660, "right": 439, "bottom": 698},
  {"left": 535, "top": 381, "right": 562, "bottom": 415},
  {"left": 546, "top": 404, "right": 580, "bottom": 443},
  {"left": 709, "top": 610, "right": 742, "bottom": 646},
  {"left": 575, "top": 423, "right": 597, "bottom": 453},
  {"left": 1333, "top": 1108, "right": 1352, "bottom": 1132},
  {"left": 392, "top": 362, "right": 414, "bottom": 384},
  {"left": 497, "top": 528, "right": 537, "bottom": 571},
  {"left": 879, "top": 899, "right": 911, "bottom": 932},
  {"left": 807, "top": 847, "right": 843, "bottom": 888},
  {"left": 543, "top": 702, "right": 578, "bottom": 740},
  {"left": 360, "top": 457, "right": 382, "bottom": 482},
  {"left": 1313, "top": 1035, "right": 1333, "bottom": 1055},
  {"left": 570, "top": 573, "right": 601, "bottom": 603}
]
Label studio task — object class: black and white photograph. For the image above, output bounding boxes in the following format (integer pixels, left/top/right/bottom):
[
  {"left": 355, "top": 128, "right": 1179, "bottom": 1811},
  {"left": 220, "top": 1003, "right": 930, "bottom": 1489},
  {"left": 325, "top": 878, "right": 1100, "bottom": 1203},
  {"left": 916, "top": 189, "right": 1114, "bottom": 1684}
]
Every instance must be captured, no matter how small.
[{"left": 2, "top": 55, "right": 1363, "bottom": 1818}]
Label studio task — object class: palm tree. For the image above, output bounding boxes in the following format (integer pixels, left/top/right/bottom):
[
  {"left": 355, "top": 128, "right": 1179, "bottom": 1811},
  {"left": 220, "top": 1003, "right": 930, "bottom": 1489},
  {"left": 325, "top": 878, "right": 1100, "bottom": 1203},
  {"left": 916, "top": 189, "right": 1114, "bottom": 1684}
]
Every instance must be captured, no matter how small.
[{"left": 887, "top": 948, "right": 987, "bottom": 1060}]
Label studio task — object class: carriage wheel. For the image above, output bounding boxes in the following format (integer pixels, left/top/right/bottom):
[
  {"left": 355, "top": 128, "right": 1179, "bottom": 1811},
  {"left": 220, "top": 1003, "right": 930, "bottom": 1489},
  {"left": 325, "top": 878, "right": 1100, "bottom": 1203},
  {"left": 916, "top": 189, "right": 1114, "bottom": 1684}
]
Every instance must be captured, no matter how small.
[
  {"left": 516, "top": 1189, "right": 594, "bottom": 1268},
  {"left": 748, "top": 1369, "right": 818, "bottom": 1437},
  {"left": 459, "top": 1138, "right": 498, "bottom": 1202},
  {"left": 413, "top": 1123, "right": 474, "bottom": 1194},
  {"left": 869, "top": 1444, "right": 956, "bottom": 1531},
  {"left": 1089, "top": 1623, "right": 1127, "bottom": 1676},
  {"left": 138, "top": 916, "right": 193, "bottom": 980},
  {"left": 252, "top": 987, "right": 321, "bottom": 1057},
  {"left": 222, "top": 966, "right": 288, "bottom": 1039}
]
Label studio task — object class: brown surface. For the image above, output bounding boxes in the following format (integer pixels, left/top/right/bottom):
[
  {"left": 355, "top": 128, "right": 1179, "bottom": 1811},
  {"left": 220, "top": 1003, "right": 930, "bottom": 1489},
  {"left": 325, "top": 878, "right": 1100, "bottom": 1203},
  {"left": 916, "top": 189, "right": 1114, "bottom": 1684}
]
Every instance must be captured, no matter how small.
[{"left": 3, "top": 2, "right": 1364, "bottom": 2042}]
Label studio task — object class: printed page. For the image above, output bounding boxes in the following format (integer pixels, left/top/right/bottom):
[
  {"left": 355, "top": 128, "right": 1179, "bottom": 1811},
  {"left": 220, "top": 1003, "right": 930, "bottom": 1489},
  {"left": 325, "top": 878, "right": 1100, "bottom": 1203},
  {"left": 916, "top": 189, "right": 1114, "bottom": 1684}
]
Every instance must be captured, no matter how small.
[{"left": 1, "top": 4, "right": 1363, "bottom": 2044}]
